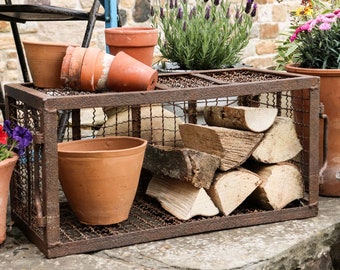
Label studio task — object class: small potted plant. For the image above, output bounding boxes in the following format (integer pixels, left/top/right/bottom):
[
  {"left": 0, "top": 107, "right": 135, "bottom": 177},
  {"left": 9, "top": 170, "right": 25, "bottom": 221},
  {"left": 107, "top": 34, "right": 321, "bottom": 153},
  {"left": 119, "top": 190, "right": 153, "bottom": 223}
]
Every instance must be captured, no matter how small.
[
  {"left": 150, "top": 0, "right": 257, "bottom": 70},
  {"left": 0, "top": 120, "right": 33, "bottom": 244}
]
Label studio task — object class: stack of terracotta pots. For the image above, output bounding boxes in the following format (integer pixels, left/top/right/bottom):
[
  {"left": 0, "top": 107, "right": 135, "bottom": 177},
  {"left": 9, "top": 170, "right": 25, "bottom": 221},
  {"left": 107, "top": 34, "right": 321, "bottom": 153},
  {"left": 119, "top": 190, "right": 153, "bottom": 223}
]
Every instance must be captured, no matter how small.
[
  {"left": 60, "top": 46, "right": 158, "bottom": 92},
  {"left": 22, "top": 27, "right": 159, "bottom": 92}
]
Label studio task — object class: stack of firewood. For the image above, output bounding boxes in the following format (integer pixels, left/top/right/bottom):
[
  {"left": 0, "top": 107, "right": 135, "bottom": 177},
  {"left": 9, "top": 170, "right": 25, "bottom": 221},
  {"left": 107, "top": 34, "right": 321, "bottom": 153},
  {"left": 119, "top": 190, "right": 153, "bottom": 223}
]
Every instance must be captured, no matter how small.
[{"left": 144, "top": 106, "right": 304, "bottom": 220}]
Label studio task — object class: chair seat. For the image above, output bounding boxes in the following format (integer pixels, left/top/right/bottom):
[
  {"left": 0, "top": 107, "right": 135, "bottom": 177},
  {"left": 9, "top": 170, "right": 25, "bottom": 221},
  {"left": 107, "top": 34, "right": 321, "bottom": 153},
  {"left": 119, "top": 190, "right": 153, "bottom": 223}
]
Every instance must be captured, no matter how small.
[{"left": 0, "top": 4, "right": 105, "bottom": 23}]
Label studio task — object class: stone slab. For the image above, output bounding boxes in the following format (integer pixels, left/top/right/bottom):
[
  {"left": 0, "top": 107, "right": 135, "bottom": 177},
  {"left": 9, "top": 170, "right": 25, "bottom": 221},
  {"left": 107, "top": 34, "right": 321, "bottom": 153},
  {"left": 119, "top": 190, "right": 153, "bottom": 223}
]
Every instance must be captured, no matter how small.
[{"left": 0, "top": 197, "right": 340, "bottom": 269}]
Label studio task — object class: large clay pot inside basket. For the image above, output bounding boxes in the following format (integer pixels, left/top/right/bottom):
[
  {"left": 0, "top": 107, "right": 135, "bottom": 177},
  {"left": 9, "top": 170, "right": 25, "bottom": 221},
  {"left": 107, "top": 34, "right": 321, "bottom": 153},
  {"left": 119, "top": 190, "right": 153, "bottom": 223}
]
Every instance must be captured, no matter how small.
[{"left": 58, "top": 136, "right": 147, "bottom": 225}]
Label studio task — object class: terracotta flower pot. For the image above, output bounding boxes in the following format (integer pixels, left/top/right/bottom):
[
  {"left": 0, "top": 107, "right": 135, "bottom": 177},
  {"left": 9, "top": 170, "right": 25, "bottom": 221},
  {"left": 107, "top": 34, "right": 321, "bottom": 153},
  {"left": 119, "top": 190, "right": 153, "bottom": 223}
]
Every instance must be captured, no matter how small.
[
  {"left": 286, "top": 64, "right": 340, "bottom": 196},
  {"left": 58, "top": 136, "right": 147, "bottom": 225},
  {"left": 105, "top": 27, "right": 158, "bottom": 66},
  {"left": 60, "top": 46, "right": 115, "bottom": 91},
  {"left": 0, "top": 154, "right": 18, "bottom": 244},
  {"left": 23, "top": 41, "right": 70, "bottom": 88},
  {"left": 107, "top": 51, "right": 158, "bottom": 92}
]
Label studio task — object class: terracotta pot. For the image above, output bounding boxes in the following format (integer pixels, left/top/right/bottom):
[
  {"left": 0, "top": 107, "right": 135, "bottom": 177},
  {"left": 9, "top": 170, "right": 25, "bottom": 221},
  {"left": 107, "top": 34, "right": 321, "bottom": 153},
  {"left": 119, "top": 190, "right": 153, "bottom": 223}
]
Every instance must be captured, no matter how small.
[
  {"left": 105, "top": 27, "right": 158, "bottom": 66},
  {"left": 0, "top": 154, "right": 18, "bottom": 244},
  {"left": 23, "top": 41, "right": 70, "bottom": 88},
  {"left": 286, "top": 64, "right": 340, "bottom": 196},
  {"left": 58, "top": 136, "right": 147, "bottom": 225},
  {"left": 107, "top": 51, "right": 158, "bottom": 92},
  {"left": 60, "top": 46, "right": 115, "bottom": 91}
]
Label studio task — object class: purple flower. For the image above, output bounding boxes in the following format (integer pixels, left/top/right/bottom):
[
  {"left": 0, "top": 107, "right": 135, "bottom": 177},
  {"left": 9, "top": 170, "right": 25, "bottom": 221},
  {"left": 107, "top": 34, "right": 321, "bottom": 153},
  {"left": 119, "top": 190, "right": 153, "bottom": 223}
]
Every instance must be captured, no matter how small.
[
  {"left": 226, "top": 6, "right": 230, "bottom": 19},
  {"left": 1, "top": 120, "right": 33, "bottom": 158},
  {"left": 177, "top": 7, "right": 183, "bottom": 20},
  {"left": 235, "top": 8, "right": 240, "bottom": 19},
  {"left": 214, "top": 0, "right": 219, "bottom": 6},
  {"left": 250, "top": 3, "right": 257, "bottom": 17},
  {"left": 183, "top": 21, "right": 187, "bottom": 31},
  {"left": 170, "top": 0, "right": 174, "bottom": 9},
  {"left": 12, "top": 125, "right": 33, "bottom": 156},
  {"left": 150, "top": 6, "right": 154, "bottom": 16},
  {"left": 160, "top": 7, "right": 165, "bottom": 19},
  {"left": 189, "top": 7, "right": 196, "bottom": 19},
  {"left": 3, "top": 120, "right": 12, "bottom": 137},
  {"left": 205, "top": 6, "right": 211, "bottom": 20},
  {"left": 245, "top": 0, "right": 253, "bottom": 14}
]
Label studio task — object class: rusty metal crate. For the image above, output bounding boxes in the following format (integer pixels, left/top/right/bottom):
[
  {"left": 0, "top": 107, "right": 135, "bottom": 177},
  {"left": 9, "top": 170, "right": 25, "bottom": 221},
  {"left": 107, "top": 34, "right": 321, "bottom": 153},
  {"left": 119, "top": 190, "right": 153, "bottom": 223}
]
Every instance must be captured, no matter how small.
[{"left": 4, "top": 67, "right": 320, "bottom": 258}]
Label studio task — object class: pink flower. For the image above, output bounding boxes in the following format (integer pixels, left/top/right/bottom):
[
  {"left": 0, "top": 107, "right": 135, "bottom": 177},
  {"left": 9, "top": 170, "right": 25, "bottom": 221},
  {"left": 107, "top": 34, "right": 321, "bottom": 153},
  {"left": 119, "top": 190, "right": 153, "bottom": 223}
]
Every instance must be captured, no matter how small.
[{"left": 319, "top": 22, "right": 331, "bottom": 30}]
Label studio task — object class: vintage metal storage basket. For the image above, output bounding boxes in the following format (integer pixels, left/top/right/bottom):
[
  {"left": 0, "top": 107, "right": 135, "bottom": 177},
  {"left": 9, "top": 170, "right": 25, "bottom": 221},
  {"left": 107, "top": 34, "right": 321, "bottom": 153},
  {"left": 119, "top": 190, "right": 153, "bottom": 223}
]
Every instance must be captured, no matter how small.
[{"left": 5, "top": 67, "right": 320, "bottom": 258}]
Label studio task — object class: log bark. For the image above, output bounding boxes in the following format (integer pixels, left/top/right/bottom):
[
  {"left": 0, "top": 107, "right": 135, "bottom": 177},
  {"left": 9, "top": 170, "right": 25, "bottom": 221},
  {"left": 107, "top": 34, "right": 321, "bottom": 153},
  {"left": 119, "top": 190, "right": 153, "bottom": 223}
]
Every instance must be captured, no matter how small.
[
  {"left": 247, "top": 162, "right": 304, "bottom": 210},
  {"left": 204, "top": 106, "right": 278, "bottom": 132},
  {"left": 143, "top": 145, "right": 220, "bottom": 189},
  {"left": 207, "top": 167, "right": 262, "bottom": 215},
  {"left": 251, "top": 116, "right": 303, "bottom": 163},
  {"left": 179, "top": 123, "right": 264, "bottom": 171},
  {"left": 146, "top": 176, "right": 219, "bottom": 220}
]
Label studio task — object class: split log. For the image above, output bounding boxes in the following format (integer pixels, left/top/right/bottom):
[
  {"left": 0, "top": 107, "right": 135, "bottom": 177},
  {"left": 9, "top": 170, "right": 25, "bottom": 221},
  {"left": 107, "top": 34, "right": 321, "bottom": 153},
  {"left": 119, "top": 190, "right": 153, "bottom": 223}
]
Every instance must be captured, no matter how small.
[
  {"left": 146, "top": 176, "right": 219, "bottom": 220},
  {"left": 251, "top": 116, "right": 303, "bottom": 163},
  {"left": 207, "top": 167, "right": 262, "bottom": 215},
  {"left": 204, "top": 106, "right": 278, "bottom": 132},
  {"left": 179, "top": 123, "right": 264, "bottom": 171},
  {"left": 143, "top": 145, "right": 220, "bottom": 189},
  {"left": 247, "top": 162, "right": 304, "bottom": 210}
]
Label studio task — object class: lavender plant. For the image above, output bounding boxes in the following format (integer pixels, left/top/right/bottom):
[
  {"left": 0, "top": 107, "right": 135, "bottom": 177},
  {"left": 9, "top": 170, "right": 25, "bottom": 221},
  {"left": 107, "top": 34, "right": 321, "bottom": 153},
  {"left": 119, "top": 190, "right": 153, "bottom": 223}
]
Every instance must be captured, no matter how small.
[{"left": 150, "top": 0, "right": 257, "bottom": 70}]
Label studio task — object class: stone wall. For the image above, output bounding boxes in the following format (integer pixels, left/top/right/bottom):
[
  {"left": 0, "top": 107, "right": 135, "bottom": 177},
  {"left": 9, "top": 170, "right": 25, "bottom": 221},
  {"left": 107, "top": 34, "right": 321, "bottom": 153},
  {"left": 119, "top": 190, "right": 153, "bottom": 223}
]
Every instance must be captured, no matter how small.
[{"left": 0, "top": 0, "right": 301, "bottom": 85}]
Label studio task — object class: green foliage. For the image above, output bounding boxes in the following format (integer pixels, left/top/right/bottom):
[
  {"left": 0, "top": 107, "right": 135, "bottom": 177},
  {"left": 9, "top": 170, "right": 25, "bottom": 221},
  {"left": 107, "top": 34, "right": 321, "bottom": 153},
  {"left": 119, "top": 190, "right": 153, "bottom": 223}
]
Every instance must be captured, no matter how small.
[{"left": 150, "top": 0, "right": 256, "bottom": 70}]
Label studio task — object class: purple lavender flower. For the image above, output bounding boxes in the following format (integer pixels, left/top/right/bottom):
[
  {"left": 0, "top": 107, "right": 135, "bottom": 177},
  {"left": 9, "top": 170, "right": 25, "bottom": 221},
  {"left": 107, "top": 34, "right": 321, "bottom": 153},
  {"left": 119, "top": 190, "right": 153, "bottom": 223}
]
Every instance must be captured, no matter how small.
[
  {"left": 183, "top": 21, "right": 187, "bottom": 31},
  {"left": 245, "top": 0, "right": 253, "bottom": 14},
  {"left": 235, "top": 8, "right": 240, "bottom": 19},
  {"left": 177, "top": 7, "right": 183, "bottom": 20},
  {"left": 250, "top": 3, "right": 257, "bottom": 17},
  {"left": 205, "top": 6, "right": 211, "bottom": 20},
  {"left": 170, "top": 0, "right": 174, "bottom": 9},
  {"left": 189, "top": 7, "right": 196, "bottom": 19},
  {"left": 175, "top": 0, "right": 178, "bottom": 8},
  {"left": 160, "top": 7, "right": 165, "bottom": 19},
  {"left": 150, "top": 6, "right": 154, "bottom": 16},
  {"left": 226, "top": 6, "right": 230, "bottom": 19},
  {"left": 214, "top": 0, "right": 219, "bottom": 6}
]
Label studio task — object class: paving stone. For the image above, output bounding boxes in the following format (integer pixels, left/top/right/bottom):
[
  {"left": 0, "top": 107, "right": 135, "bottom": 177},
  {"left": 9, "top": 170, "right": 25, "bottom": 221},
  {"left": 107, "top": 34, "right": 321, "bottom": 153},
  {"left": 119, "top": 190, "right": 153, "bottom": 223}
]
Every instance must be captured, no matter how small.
[{"left": 0, "top": 197, "right": 339, "bottom": 269}]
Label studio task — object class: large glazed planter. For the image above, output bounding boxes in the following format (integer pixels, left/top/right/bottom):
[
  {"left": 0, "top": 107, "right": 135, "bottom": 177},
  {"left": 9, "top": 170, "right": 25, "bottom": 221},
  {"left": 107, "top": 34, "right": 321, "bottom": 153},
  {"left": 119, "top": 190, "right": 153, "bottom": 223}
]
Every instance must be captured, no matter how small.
[
  {"left": 58, "top": 136, "right": 147, "bottom": 225},
  {"left": 286, "top": 64, "right": 340, "bottom": 196},
  {"left": 105, "top": 27, "right": 158, "bottom": 66},
  {"left": 23, "top": 41, "right": 70, "bottom": 88},
  {"left": 0, "top": 153, "right": 18, "bottom": 244}
]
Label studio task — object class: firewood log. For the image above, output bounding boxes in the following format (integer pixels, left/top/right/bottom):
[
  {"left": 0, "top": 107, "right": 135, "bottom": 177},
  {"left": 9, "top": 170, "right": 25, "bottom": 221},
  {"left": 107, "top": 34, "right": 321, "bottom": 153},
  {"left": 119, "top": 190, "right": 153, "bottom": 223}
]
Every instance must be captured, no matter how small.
[
  {"left": 146, "top": 176, "right": 219, "bottom": 220},
  {"left": 207, "top": 167, "right": 262, "bottom": 215},
  {"left": 251, "top": 116, "right": 303, "bottom": 163},
  {"left": 247, "top": 162, "right": 304, "bottom": 210},
  {"left": 143, "top": 145, "right": 220, "bottom": 189},
  {"left": 179, "top": 123, "right": 264, "bottom": 171},
  {"left": 204, "top": 106, "right": 278, "bottom": 132}
]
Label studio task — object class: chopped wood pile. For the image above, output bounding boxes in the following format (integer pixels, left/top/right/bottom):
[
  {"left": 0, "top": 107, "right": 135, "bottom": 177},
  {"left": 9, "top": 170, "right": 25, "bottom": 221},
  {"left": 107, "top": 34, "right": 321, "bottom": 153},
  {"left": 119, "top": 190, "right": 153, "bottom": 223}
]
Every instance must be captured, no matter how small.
[{"left": 144, "top": 106, "right": 304, "bottom": 220}]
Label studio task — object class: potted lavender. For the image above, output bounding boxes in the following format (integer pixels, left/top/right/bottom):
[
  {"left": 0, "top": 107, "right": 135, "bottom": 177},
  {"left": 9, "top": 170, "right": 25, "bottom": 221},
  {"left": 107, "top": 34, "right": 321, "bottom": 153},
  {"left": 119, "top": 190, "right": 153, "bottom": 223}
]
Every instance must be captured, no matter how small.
[{"left": 150, "top": 0, "right": 257, "bottom": 70}]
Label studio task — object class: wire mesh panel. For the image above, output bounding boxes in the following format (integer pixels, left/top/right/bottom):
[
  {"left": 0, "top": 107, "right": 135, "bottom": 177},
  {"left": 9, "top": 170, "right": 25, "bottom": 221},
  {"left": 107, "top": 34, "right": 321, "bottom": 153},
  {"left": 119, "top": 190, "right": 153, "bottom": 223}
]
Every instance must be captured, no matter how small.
[{"left": 5, "top": 68, "right": 320, "bottom": 258}]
